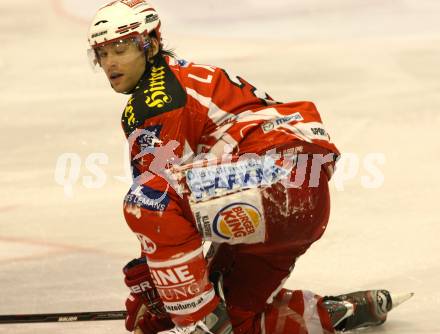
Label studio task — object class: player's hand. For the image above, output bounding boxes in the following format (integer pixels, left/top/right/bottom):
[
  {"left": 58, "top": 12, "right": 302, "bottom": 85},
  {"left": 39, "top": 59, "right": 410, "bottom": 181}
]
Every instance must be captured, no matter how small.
[{"left": 124, "top": 257, "right": 173, "bottom": 333}]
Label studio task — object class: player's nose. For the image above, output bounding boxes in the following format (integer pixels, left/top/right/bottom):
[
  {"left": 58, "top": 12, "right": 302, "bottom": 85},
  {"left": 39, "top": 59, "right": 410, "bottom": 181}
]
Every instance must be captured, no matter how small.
[{"left": 102, "top": 53, "right": 119, "bottom": 71}]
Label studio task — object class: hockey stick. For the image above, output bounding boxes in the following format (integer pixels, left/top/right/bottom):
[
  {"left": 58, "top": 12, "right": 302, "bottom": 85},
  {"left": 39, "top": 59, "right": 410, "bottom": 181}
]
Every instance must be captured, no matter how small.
[{"left": 0, "top": 310, "right": 127, "bottom": 324}]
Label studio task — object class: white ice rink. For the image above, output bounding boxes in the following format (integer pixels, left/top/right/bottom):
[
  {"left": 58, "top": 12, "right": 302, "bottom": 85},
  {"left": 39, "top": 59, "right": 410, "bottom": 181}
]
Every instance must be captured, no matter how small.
[{"left": 1, "top": 0, "right": 439, "bottom": 333}]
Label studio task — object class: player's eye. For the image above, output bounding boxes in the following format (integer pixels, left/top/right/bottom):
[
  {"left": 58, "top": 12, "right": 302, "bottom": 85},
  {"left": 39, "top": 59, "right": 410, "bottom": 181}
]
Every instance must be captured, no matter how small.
[
  {"left": 115, "top": 48, "right": 127, "bottom": 55},
  {"left": 113, "top": 40, "right": 131, "bottom": 54}
]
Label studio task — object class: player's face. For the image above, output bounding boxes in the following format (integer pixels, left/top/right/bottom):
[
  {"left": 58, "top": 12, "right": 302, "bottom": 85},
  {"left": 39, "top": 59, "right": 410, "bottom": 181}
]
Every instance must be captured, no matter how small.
[{"left": 96, "top": 38, "right": 146, "bottom": 93}]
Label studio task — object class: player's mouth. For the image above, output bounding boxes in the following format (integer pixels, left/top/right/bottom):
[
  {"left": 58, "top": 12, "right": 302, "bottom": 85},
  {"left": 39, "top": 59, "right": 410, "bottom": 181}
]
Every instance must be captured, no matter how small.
[{"left": 109, "top": 72, "right": 124, "bottom": 84}]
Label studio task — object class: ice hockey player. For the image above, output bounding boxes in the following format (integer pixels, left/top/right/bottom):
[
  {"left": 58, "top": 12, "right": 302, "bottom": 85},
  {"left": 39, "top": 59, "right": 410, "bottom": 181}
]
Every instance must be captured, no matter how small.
[{"left": 87, "top": 1, "right": 412, "bottom": 333}]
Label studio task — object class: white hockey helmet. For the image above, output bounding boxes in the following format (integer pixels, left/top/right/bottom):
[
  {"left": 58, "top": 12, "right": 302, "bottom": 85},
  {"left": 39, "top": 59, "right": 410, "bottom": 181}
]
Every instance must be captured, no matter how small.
[{"left": 87, "top": 0, "right": 161, "bottom": 67}]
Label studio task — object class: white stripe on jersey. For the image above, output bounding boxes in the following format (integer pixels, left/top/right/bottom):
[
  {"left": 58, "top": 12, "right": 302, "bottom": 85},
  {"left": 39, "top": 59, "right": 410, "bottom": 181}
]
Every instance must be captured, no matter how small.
[
  {"left": 276, "top": 123, "right": 311, "bottom": 142},
  {"left": 265, "top": 264, "right": 294, "bottom": 305},
  {"left": 261, "top": 311, "right": 266, "bottom": 334},
  {"left": 209, "top": 122, "right": 234, "bottom": 140},
  {"left": 181, "top": 140, "right": 195, "bottom": 163},
  {"left": 233, "top": 107, "right": 285, "bottom": 122},
  {"left": 302, "top": 290, "right": 324, "bottom": 334},
  {"left": 188, "top": 74, "right": 214, "bottom": 84},
  {"left": 221, "top": 132, "right": 238, "bottom": 147},
  {"left": 186, "top": 87, "right": 235, "bottom": 125}
]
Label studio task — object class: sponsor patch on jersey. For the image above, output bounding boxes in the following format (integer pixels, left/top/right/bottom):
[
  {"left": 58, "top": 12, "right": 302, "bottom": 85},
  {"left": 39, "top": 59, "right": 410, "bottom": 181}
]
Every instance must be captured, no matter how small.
[
  {"left": 185, "top": 157, "right": 292, "bottom": 201},
  {"left": 121, "top": 57, "right": 186, "bottom": 137},
  {"left": 122, "top": 97, "right": 137, "bottom": 130},
  {"left": 294, "top": 122, "right": 331, "bottom": 141},
  {"left": 143, "top": 65, "right": 173, "bottom": 109},
  {"left": 162, "top": 291, "right": 214, "bottom": 315},
  {"left": 191, "top": 188, "right": 266, "bottom": 245},
  {"left": 261, "top": 112, "right": 304, "bottom": 133},
  {"left": 310, "top": 127, "right": 329, "bottom": 139},
  {"left": 148, "top": 247, "right": 214, "bottom": 315},
  {"left": 213, "top": 203, "right": 262, "bottom": 240},
  {"left": 124, "top": 185, "right": 170, "bottom": 211}
]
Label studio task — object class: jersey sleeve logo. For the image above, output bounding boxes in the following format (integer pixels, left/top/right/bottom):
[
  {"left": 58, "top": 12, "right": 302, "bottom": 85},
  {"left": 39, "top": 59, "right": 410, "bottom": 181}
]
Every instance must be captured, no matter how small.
[
  {"left": 261, "top": 112, "right": 304, "bottom": 133},
  {"left": 124, "top": 185, "right": 170, "bottom": 212},
  {"left": 135, "top": 233, "right": 157, "bottom": 254}
]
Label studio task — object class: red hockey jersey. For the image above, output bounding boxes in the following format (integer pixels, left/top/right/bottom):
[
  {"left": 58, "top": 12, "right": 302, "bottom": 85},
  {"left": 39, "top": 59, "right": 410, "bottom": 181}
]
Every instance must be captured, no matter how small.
[
  {"left": 121, "top": 55, "right": 340, "bottom": 326},
  {"left": 122, "top": 55, "right": 339, "bottom": 199}
]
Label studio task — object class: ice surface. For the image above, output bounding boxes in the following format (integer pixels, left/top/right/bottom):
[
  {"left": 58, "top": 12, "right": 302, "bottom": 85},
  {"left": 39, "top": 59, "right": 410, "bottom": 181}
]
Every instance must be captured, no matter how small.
[{"left": 1, "top": 0, "right": 439, "bottom": 333}]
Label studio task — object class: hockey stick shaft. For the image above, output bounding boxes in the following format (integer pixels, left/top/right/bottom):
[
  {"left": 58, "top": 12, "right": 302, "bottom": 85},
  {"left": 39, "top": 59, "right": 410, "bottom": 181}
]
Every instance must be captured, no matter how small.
[{"left": 0, "top": 310, "right": 127, "bottom": 324}]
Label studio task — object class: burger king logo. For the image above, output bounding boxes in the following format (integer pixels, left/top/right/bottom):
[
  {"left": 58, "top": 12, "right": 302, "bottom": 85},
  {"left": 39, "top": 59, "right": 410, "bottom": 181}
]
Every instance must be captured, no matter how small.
[{"left": 213, "top": 203, "right": 262, "bottom": 240}]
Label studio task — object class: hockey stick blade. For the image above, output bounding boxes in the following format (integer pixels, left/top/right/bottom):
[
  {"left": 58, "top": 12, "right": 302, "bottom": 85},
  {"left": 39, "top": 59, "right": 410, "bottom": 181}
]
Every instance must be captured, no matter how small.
[
  {"left": 391, "top": 292, "right": 414, "bottom": 310},
  {"left": 0, "top": 310, "right": 127, "bottom": 324}
]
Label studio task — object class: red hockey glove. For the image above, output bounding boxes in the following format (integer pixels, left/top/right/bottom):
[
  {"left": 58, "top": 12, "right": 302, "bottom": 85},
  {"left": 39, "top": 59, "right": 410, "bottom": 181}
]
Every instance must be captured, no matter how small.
[{"left": 123, "top": 257, "right": 173, "bottom": 333}]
